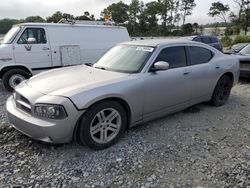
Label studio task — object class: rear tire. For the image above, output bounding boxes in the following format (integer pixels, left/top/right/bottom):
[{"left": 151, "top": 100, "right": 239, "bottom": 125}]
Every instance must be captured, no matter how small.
[
  {"left": 2, "top": 69, "right": 30, "bottom": 92},
  {"left": 210, "top": 75, "right": 233, "bottom": 107},
  {"left": 77, "top": 100, "right": 127, "bottom": 150}
]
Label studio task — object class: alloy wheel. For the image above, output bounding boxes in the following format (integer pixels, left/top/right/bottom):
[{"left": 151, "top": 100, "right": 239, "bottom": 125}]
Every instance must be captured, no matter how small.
[{"left": 90, "top": 108, "right": 122, "bottom": 144}]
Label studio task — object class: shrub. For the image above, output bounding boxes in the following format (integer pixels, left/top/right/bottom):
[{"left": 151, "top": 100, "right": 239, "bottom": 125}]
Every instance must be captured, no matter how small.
[
  {"left": 221, "top": 36, "right": 233, "bottom": 47},
  {"left": 233, "top": 35, "right": 250, "bottom": 44}
]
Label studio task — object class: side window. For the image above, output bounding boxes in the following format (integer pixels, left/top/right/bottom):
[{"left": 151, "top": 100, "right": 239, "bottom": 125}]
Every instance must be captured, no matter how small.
[
  {"left": 189, "top": 46, "right": 213, "bottom": 65},
  {"left": 155, "top": 46, "right": 187, "bottom": 69},
  {"left": 193, "top": 37, "right": 202, "bottom": 42},
  {"left": 201, "top": 37, "right": 211, "bottom": 44},
  {"left": 17, "top": 28, "right": 47, "bottom": 44}
]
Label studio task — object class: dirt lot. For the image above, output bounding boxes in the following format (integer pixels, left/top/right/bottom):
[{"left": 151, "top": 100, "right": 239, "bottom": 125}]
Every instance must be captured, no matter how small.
[{"left": 0, "top": 79, "right": 250, "bottom": 188}]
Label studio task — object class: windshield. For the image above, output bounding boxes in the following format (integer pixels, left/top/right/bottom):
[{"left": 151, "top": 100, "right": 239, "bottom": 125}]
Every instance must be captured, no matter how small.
[
  {"left": 2, "top": 26, "right": 21, "bottom": 44},
  {"left": 232, "top": 43, "right": 248, "bottom": 52},
  {"left": 239, "top": 44, "right": 250, "bottom": 55},
  {"left": 94, "top": 45, "right": 154, "bottom": 73}
]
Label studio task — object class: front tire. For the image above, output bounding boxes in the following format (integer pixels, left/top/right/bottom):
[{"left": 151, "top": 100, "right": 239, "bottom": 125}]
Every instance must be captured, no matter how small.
[
  {"left": 2, "top": 69, "right": 30, "bottom": 92},
  {"left": 77, "top": 100, "right": 127, "bottom": 150},
  {"left": 210, "top": 75, "right": 233, "bottom": 107}
]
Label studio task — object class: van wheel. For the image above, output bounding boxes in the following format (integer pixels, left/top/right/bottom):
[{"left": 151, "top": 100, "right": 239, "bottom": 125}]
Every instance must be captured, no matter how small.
[
  {"left": 77, "top": 100, "right": 127, "bottom": 150},
  {"left": 210, "top": 75, "right": 233, "bottom": 107},
  {"left": 2, "top": 69, "right": 30, "bottom": 92}
]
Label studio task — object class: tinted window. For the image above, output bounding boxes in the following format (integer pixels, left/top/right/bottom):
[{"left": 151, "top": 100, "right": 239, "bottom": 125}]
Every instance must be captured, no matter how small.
[
  {"left": 155, "top": 46, "right": 187, "bottom": 69},
  {"left": 201, "top": 37, "right": 211, "bottom": 44},
  {"left": 193, "top": 37, "right": 202, "bottom": 42},
  {"left": 18, "top": 28, "right": 47, "bottom": 44},
  {"left": 211, "top": 37, "right": 218, "bottom": 43},
  {"left": 189, "top": 46, "right": 213, "bottom": 65}
]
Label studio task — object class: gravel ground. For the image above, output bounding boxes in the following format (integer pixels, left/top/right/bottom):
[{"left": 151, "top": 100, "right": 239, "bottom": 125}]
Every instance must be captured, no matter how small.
[{"left": 1, "top": 79, "right": 250, "bottom": 188}]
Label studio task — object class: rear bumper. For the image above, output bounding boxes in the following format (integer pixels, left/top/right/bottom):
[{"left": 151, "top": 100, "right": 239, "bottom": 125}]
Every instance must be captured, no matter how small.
[{"left": 6, "top": 95, "right": 83, "bottom": 143}]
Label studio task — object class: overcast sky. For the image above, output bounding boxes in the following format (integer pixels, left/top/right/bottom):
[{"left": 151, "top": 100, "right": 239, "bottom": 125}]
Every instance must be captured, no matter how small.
[{"left": 0, "top": 0, "right": 238, "bottom": 24}]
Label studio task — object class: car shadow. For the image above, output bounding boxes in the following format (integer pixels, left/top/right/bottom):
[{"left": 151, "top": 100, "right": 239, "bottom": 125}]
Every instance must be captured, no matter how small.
[{"left": 239, "top": 77, "right": 250, "bottom": 84}]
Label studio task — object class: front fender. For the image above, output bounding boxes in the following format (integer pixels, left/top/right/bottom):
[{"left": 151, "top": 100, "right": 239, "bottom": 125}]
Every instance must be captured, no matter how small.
[{"left": 69, "top": 77, "right": 145, "bottom": 125}]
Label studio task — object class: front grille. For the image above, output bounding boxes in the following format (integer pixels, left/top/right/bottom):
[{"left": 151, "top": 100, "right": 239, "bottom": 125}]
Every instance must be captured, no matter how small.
[{"left": 14, "top": 92, "right": 32, "bottom": 114}]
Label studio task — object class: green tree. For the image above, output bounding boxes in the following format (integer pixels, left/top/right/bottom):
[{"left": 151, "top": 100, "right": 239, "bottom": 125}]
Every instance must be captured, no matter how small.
[
  {"left": 182, "top": 23, "right": 194, "bottom": 35},
  {"left": 145, "top": 1, "right": 159, "bottom": 29},
  {"left": 168, "top": 0, "right": 180, "bottom": 26},
  {"left": 46, "top": 11, "right": 63, "bottom": 23},
  {"left": 129, "top": 0, "right": 140, "bottom": 33},
  {"left": 75, "top": 11, "right": 94, "bottom": 21},
  {"left": 158, "top": 0, "right": 171, "bottom": 33},
  {"left": 62, "top": 13, "right": 74, "bottom": 20},
  {"left": 180, "top": 0, "right": 196, "bottom": 26},
  {"left": 0, "top": 19, "right": 20, "bottom": 34},
  {"left": 193, "top": 22, "right": 199, "bottom": 34},
  {"left": 102, "top": 1, "right": 129, "bottom": 24},
  {"left": 138, "top": 1, "right": 159, "bottom": 35},
  {"left": 25, "top": 16, "right": 45, "bottom": 23},
  {"left": 208, "top": 2, "right": 230, "bottom": 23}
]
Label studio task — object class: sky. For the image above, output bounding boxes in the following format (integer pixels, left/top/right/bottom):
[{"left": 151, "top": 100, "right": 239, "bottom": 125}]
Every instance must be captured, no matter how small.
[{"left": 0, "top": 0, "right": 238, "bottom": 24}]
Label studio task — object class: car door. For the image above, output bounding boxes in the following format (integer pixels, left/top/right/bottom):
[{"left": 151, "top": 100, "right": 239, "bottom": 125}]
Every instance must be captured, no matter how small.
[
  {"left": 143, "top": 46, "right": 192, "bottom": 120},
  {"left": 187, "top": 46, "right": 216, "bottom": 100},
  {"left": 13, "top": 27, "right": 52, "bottom": 69}
]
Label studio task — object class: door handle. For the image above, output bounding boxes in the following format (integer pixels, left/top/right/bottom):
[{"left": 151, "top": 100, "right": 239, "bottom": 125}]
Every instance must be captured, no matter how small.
[
  {"left": 216, "top": 66, "right": 220, "bottom": 69},
  {"left": 183, "top": 72, "right": 190, "bottom": 75},
  {"left": 42, "top": 47, "right": 50, "bottom": 50}
]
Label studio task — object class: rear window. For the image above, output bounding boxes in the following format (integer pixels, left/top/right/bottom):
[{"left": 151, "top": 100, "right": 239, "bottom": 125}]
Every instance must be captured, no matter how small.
[
  {"left": 211, "top": 37, "right": 219, "bottom": 43},
  {"left": 193, "top": 37, "right": 202, "bottom": 42},
  {"left": 201, "top": 37, "right": 211, "bottom": 44},
  {"left": 189, "top": 46, "right": 213, "bottom": 65}
]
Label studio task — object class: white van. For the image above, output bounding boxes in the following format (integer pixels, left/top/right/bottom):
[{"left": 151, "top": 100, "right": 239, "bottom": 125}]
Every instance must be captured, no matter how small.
[{"left": 0, "top": 22, "right": 130, "bottom": 91}]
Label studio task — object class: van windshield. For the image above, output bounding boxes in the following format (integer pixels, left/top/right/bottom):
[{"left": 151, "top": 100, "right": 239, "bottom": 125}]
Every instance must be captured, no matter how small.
[
  {"left": 2, "top": 26, "right": 21, "bottom": 44},
  {"left": 93, "top": 45, "right": 154, "bottom": 73}
]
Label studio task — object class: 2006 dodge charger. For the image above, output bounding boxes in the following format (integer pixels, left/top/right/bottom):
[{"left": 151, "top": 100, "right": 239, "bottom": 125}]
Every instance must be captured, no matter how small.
[{"left": 6, "top": 39, "right": 239, "bottom": 150}]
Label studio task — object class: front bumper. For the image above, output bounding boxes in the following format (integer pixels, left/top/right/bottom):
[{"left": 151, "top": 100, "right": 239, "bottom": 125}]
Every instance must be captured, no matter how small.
[{"left": 6, "top": 95, "right": 83, "bottom": 143}]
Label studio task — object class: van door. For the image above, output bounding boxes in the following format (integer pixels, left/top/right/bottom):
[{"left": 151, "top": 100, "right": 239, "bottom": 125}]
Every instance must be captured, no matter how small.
[{"left": 13, "top": 27, "right": 52, "bottom": 70}]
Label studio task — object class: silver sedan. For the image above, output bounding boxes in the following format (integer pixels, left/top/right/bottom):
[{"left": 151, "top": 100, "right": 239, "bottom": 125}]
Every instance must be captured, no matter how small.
[{"left": 7, "top": 39, "right": 239, "bottom": 150}]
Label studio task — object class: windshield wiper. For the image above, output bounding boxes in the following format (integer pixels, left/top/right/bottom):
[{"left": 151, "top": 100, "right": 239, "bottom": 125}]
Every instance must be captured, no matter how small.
[
  {"left": 93, "top": 65, "right": 106, "bottom": 70},
  {"left": 85, "top": 63, "right": 93, "bottom": 67}
]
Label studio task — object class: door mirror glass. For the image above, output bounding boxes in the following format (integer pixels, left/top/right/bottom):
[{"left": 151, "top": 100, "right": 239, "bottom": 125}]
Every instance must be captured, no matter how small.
[
  {"left": 151, "top": 61, "right": 169, "bottom": 71},
  {"left": 27, "top": 37, "right": 36, "bottom": 44}
]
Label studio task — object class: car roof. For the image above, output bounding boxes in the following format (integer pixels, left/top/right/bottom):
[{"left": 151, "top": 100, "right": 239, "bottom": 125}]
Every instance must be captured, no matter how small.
[
  {"left": 121, "top": 39, "right": 204, "bottom": 47},
  {"left": 13, "top": 22, "right": 126, "bottom": 29}
]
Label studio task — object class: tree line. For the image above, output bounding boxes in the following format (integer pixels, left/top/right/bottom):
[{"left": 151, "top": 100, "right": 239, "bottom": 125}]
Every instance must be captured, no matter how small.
[{"left": 0, "top": 0, "right": 249, "bottom": 36}]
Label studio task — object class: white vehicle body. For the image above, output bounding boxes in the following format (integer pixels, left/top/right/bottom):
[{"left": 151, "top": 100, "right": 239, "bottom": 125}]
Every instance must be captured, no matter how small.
[{"left": 0, "top": 23, "right": 130, "bottom": 91}]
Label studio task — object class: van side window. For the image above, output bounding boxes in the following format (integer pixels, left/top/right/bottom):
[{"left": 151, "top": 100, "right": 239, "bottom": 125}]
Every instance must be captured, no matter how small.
[
  {"left": 189, "top": 46, "right": 213, "bottom": 65},
  {"left": 17, "top": 28, "right": 47, "bottom": 44},
  {"left": 155, "top": 46, "right": 187, "bottom": 69}
]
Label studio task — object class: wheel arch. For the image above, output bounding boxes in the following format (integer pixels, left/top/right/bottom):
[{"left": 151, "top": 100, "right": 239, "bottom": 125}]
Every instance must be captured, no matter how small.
[
  {"left": 0, "top": 65, "right": 33, "bottom": 79},
  {"left": 73, "top": 97, "right": 132, "bottom": 142},
  {"left": 221, "top": 72, "right": 234, "bottom": 83}
]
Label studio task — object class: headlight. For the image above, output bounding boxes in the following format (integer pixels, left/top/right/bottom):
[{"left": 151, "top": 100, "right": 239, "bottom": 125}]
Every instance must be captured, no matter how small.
[{"left": 34, "top": 104, "right": 67, "bottom": 119}]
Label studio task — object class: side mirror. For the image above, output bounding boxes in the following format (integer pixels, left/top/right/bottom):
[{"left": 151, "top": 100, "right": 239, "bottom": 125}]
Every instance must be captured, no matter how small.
[
  {"left": 27, "top": 37, "right": 36, "bottom": 44},
  {"left": 151, "top": 61, "right": 169, "bottom": 72}
]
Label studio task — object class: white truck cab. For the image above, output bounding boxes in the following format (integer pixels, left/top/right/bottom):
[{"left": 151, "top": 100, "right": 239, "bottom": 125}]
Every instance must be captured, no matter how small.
[{"left": 0, "top": 22, "right": 130, "bottom": 91}]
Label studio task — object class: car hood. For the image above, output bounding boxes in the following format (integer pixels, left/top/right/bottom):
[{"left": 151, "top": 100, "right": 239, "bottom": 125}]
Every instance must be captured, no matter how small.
[{"left": 26, "top": 65, "right": 129, "bottom": 96}]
